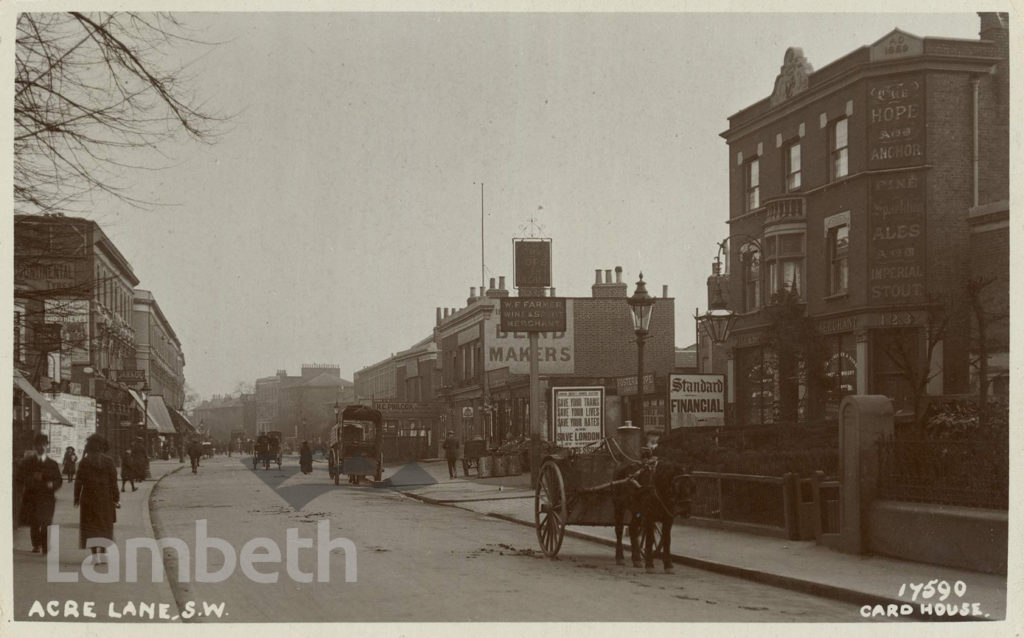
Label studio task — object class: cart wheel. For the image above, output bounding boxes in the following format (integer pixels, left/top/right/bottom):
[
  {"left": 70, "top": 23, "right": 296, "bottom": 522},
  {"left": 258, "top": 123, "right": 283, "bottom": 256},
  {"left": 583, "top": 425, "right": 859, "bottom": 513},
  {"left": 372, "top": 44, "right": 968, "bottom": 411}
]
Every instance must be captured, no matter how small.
[
  {"left": 535, "top": 460, "right": 567, "bottom": 558},
  {"left": 639, "top": 520, "right": 665, "bottom": 564}
]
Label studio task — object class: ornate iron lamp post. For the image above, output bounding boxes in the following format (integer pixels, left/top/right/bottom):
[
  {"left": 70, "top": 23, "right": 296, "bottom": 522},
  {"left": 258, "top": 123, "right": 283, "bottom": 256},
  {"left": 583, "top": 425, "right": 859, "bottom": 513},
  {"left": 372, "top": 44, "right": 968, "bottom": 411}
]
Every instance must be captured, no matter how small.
[{"left": 627, "top": 273, "right": 655, "bottom": 434}]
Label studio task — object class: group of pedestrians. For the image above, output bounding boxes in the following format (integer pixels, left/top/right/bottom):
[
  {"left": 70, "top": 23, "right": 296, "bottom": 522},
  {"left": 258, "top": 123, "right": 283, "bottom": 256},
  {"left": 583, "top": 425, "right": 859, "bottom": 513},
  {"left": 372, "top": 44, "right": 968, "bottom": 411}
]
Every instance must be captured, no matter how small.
[{"left": 17, "top": 433, "right": 119, "bottom": 560}]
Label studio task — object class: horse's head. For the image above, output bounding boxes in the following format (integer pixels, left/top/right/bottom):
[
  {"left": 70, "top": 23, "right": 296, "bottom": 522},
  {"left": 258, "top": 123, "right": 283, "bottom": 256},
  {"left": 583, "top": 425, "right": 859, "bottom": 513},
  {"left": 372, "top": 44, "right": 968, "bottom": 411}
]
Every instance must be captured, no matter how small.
[{"left": 670, "top": 473, "right": 696, "bottom": 517}]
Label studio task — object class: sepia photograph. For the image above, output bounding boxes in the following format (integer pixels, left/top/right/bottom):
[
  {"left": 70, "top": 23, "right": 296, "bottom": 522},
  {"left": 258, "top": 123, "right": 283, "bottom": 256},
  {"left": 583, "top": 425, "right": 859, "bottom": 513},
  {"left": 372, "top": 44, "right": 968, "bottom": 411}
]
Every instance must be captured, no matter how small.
[{"left": 4, "top": 3, "right": 1016, "bottom": 632}]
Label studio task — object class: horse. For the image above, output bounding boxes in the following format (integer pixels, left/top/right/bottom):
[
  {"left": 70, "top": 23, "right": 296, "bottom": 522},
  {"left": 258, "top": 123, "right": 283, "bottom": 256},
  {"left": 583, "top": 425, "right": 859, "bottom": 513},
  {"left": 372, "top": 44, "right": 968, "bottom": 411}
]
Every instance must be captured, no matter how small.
[{"left": 612, "top": 456, "right": 695, "bottom": 573}]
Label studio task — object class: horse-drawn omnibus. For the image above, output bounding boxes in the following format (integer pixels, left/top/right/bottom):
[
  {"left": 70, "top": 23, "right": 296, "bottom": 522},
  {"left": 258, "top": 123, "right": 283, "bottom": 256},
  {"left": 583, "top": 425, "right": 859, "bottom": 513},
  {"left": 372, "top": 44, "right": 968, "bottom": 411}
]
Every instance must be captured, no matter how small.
[
  {"left": 328, "top": 405, "right": 384, "bottom": 485},
  {"left": 253, "top": 431, "right": 282, "bottom": 470}
]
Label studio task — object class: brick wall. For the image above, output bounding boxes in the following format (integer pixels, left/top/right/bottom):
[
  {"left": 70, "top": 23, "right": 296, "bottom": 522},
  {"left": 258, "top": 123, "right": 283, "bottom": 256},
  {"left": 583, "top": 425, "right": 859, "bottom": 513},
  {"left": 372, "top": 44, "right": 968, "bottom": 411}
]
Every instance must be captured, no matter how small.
[{"left": 572, "top": 297, "right": 675, "bottom": 378}]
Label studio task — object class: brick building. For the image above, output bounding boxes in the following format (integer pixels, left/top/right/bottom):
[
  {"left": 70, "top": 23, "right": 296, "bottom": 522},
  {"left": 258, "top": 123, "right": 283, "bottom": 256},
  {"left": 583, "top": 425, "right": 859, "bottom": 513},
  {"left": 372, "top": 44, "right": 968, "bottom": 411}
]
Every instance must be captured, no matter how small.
[
  {"left": 434, "top": 269, "right": 675, "bottom": 446},
  {"left": 353, "top": 336, "right": 445, "bottom": 459},
  {"left": 717, "top": 13, "right": 1009, "bottom": 425},
  {"left": 14, "top": 214, "right": 142, "bottom": 460}
]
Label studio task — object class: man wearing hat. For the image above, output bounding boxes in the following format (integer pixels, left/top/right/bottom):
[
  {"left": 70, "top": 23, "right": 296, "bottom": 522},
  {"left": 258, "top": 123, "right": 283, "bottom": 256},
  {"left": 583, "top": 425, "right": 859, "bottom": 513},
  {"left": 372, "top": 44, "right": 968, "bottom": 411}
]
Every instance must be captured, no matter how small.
[
  {"left": 18, "top": 433, "right": 63, "bottom": 554},
  {"left": 442, "top": 431, "right": 460, "bottom": 479}
]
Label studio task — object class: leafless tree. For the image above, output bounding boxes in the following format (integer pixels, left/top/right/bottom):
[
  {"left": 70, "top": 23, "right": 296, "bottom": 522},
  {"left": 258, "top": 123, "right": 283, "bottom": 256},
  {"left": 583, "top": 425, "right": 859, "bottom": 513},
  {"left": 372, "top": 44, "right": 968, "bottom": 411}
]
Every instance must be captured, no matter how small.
[
  {"left": 877, "top": 303, "right": 949, "bottom": 437},
  {"left": 14, "top": 12, "right": 226, "bottom": 216}
]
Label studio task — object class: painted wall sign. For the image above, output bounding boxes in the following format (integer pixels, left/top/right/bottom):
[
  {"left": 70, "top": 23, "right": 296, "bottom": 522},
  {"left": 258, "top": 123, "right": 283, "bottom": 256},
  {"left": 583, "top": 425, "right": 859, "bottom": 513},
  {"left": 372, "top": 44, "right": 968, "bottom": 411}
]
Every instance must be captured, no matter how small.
[
  {"left": 552, "top": 387, "right": 604, "bottom": 448},
  {"left": 869, "top": 173, "right": 927, "bottom": 303},
  {"left": 867, "top": 75, "right": 925, "bottom": 169},
  {"left": 500, "top": 297, "right": 566, "bottom": 333},
  {"left": 486, "top": 299, "right": 574, "bottom": 374},
  {"left": 669, "top": 374, "right": 725, "bottom": 428}
]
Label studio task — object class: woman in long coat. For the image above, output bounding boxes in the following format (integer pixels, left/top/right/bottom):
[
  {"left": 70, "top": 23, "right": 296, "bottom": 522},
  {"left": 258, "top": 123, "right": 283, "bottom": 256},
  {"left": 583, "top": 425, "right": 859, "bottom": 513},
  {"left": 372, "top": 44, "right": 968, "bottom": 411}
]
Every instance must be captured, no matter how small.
[{"left": 74, "top": 434, "right": 119, "bottom": 560}]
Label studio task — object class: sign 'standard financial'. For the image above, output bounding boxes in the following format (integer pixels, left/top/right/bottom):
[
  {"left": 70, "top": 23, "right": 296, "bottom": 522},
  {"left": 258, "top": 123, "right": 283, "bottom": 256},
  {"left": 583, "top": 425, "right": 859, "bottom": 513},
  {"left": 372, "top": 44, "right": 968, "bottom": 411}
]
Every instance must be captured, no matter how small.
[{"left": 499, "top": 297, "right": 566, "bottom": 333}]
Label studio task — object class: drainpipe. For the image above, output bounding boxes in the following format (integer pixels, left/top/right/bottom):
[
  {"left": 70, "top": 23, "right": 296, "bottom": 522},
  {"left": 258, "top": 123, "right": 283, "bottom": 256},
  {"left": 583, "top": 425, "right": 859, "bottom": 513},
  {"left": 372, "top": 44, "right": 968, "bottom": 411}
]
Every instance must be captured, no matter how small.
[{"left": 972, "top": 76, "right": 980, "bottom": 207}]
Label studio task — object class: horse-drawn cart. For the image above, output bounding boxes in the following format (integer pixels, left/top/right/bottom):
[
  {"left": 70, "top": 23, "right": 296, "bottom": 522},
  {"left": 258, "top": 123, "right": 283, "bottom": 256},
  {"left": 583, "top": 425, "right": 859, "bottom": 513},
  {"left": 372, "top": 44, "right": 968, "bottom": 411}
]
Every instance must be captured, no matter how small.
[
  {"left": 534, "top": 436, "right": 695, "bottom": 572},
  {"left": 328, "top": 405, "right": 384, "bottom": 485},
  {"left": 253, "top": 431, "right": 282, "bottom": 470}
]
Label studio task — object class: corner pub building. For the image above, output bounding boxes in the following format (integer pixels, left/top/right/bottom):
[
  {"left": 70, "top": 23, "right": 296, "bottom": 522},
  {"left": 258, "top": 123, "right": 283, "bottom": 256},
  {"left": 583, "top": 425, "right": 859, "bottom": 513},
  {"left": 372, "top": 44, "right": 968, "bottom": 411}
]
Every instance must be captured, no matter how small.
[{"left": 717, "top": 13, "right": 1009, "bottom": 425}]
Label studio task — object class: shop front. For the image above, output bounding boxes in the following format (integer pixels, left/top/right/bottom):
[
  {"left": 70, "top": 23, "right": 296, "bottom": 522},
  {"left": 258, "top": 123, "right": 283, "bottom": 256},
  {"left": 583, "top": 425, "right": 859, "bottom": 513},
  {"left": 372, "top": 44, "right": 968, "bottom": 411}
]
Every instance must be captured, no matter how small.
[{"left": 374, "top": 400, "right": 445, "bottom": 462}]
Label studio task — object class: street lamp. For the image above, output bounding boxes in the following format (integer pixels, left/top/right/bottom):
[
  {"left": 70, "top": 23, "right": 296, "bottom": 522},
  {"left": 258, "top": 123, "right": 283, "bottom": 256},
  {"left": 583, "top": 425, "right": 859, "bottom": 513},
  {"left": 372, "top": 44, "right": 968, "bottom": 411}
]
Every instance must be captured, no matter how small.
[
  {"left": 334, "top": 401, "right": 340, "bottom": 423},
  {"left": 695, "top": 279, "right": 737, "bottom": 345},
  {"left": 627, "top": 273, "right": 655, "bottom": 434},
  {"left": 140, "top": 382, "right": 151, "bottom": 457}
]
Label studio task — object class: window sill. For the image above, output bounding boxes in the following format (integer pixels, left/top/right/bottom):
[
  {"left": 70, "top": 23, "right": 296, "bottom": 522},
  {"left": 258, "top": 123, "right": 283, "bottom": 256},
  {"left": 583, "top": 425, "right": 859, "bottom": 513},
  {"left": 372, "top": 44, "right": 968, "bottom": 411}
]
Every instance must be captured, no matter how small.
[{"left": 823, "top": 292, "right": 849, "bottom": 301}]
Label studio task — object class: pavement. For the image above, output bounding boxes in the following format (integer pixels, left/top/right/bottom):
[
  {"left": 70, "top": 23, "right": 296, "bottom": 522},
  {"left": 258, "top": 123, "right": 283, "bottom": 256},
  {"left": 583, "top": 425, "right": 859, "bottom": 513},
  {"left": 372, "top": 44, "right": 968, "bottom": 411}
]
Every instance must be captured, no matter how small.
[
  {"left": 387, "top": 458, "right": 1009, "bottom": 621},
  {"left": 11, "top": 459, "right": 186, "bottom": 621}
]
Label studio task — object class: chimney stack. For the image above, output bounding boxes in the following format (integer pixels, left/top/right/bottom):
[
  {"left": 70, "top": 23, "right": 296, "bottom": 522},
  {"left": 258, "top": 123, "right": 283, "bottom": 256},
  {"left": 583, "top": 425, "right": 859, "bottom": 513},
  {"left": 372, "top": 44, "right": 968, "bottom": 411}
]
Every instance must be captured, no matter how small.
[{"left": 592, "top": 265, "right": 630, "bottom": 298}]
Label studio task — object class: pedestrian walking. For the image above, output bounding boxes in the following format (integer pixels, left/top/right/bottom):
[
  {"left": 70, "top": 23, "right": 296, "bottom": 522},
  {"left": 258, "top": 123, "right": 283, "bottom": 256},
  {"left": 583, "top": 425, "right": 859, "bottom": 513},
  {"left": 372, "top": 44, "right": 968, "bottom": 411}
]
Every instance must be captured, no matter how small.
[
  {"left": 299, "top": 441, "right": 313, "bottom": 475},
  {"left": 61, "top": 446, "right": 78, "bottom": 483},
  {"left": 18, "top": 433, "right": 63, "bottom": 554},
  {"left": 120, "top": 449, "right": 138, "bottom": 492},
  {"left": 74, "top": 434, "right": 119, "bottom": 563},
  {"left": 187, "top": 438, "right": 203, "bottom": 474},
  {"left": 130, "top": 437, "right": 150, "bottom": 480},
  {"left": 443, "top": 431, "right": 460, "bottom": 479}
]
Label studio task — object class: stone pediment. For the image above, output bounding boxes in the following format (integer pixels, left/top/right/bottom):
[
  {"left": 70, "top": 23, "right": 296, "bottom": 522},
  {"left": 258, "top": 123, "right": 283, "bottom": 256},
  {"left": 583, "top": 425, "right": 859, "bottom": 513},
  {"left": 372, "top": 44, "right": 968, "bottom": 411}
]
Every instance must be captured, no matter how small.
[
  {"left": 870, "top": 28, "right": 923, "bottom": 61},
  {"left": 770, "top": 47, "right": 814, "bottom": 107}
]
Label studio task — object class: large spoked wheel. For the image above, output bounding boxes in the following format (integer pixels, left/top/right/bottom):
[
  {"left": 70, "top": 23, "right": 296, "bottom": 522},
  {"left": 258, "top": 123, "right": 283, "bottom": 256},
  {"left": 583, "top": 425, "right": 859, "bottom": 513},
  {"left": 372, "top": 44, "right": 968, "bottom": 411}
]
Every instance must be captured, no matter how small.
[
  {"left": 535, "top": 460, "right": 568, "bottom": 558},
  {"left": 639, "top": 520, "right": 665, "bottom": 564}
]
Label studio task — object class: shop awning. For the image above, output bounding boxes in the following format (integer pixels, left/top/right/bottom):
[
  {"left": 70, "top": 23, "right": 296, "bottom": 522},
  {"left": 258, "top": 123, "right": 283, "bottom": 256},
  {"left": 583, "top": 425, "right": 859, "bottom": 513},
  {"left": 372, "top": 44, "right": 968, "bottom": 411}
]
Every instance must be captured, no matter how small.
[
  {"left": 13, "top": 370, "right": 74, "bottom": 427},
  {"left": 168, "top": 406, "right": 197, "bottom": 435},
  {"left": 127, "top": 390, "right": 177, "bottom": 435},
  {"left": 147, "top": 396, "right": 177, "bottom": 435}
]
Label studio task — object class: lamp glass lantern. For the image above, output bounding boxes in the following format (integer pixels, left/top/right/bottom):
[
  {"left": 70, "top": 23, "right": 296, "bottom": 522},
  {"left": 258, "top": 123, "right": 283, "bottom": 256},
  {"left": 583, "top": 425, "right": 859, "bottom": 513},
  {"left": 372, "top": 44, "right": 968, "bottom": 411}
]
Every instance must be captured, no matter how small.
[
  {"left": 627, "top": 273, "right": 655, "bottom": 335},
  {"left": 696, "top": 281, "right": 737, "bottom": 345}
]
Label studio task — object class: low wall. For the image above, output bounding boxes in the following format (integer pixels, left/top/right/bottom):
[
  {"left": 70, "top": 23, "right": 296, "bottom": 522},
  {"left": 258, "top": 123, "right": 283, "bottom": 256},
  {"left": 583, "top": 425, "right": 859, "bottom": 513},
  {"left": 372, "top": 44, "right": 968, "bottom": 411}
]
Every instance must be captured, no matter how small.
[{"left": 866, "top": 500, "right": 1007, "bottom": 575}]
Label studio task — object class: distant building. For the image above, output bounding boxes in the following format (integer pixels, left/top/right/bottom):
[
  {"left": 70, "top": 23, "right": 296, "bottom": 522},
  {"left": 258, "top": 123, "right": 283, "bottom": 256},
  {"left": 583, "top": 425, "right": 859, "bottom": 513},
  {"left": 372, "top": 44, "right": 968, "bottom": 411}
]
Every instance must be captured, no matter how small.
[{"left": 717, "top": 13, "right": 1009, "bottom": 424}]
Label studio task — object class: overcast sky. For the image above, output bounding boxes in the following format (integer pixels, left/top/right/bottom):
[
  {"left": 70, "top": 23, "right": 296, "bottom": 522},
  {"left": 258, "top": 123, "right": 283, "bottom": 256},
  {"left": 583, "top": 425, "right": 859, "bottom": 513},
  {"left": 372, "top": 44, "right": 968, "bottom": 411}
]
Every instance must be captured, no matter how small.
[{"left": 34, "top": 9, "right": 984, "bottom": 399}]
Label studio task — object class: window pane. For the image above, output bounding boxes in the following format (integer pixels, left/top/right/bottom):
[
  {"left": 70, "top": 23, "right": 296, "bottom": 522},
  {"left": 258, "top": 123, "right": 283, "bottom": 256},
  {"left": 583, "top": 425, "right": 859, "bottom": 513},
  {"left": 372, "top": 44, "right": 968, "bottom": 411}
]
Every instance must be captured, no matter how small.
[
  {"left": 835, "top": 118, "right": 848, "bottom": 149},
  {"left": 780, "top": 233, "right": 803, "bottom": 254},
  {"left": 834, "top": 148, "right": 848, "bottom": 178},
  {"left": 750, "top": 159, "right": 759, "bottom": 187},
  {"left": 834, "top": 225, "right": 849, "bottom": 251}
]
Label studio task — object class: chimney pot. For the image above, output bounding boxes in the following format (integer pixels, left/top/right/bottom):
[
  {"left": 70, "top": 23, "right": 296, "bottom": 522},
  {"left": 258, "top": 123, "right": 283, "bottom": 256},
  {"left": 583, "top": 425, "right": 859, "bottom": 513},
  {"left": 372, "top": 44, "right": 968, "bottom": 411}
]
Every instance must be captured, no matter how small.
[
  {"left": 443, "top": 308, "right": 449, "bottom": 319},
  {"left": 499, "top": 275, "right": 506, "bottom": 290},
  {"left": 470, "top": 287, "right": 476, "bottom": 298},
  {"left": 436, "top": 307, "right": 442, "bottom": 325},
  {"left": 605, "top": 269, "right": 612, "bottom": 283},
  {"left": 615, "top": 266, "right": 622, "bottom": 283},
  {"left": 549, "top": 287, "right": 556, "bottom": 297},
  {"left": 489, "top": 277, "right": 496, "bottom": 290},
  {"left": 595, "top": 269, "right": 602, "bottom": 284},
  {"left": 662, "top": 285, "right": 668, "bottom": 298}
]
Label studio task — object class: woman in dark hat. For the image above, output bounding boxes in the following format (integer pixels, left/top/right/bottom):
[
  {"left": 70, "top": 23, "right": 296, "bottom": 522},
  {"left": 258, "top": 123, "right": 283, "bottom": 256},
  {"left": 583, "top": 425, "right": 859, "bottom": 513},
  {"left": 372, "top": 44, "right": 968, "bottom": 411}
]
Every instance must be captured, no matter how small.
[
  {"left": 61, "top": 446, "right": 78, "bottom": 483},
  {"left": 74, "top": 434, "right": 119, "bottom": 563}
]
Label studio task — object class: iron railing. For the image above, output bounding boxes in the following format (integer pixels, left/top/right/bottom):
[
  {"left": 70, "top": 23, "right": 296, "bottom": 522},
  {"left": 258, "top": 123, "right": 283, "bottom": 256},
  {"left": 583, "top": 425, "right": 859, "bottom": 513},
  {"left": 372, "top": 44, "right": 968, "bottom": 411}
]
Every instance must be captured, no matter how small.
[
  {"left": 876, "top": 438, "right": 1008, "bottom": 510},
  {"left": 689, "top": 471, "right": 788, "bottom": 531}
]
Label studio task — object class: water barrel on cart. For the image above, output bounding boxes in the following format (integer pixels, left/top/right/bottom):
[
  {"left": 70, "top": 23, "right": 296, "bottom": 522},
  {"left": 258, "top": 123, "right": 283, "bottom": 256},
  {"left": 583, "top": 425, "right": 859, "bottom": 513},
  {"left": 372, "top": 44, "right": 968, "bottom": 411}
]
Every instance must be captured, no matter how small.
[
  {"left": 478, "top": 455, "right": 493, "bottom": 478},
  {"left": 493, "top": 455, "right": 508, "bottom": 477}
]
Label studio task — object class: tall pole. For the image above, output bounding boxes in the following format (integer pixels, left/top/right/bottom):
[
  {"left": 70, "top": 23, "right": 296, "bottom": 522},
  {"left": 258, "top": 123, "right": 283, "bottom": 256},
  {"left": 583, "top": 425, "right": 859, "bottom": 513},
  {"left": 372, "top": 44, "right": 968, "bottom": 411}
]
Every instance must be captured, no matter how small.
[
  {"left": 480, "top": 182, "right": 485, "bottom": 294},
  {"left": 636, "top": 336, "right": 645, "bottom": 436},
  {"left": 529, "top": 331, "right": 541, "bottom": 487}
]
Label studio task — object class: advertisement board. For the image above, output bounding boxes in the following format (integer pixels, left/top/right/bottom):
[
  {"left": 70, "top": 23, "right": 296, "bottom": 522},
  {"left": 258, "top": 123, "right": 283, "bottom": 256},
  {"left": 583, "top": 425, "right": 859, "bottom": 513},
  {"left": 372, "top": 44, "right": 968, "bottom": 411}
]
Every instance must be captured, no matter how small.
[
  {"left": 669, "top": 374, "right": 725, "bottom": 428},
  {"left": 513, "top": 239, "right": 551, "bottom": 288},
  {"left": 485, "top": 299, "right": 574, "bottom": 374},
  {"left": 552, "top": 387, "right": 604, "bottom": 448},
  {"left": 45, "top": 300, "right": 90, "bottom": 374},
  {"left": 41, "top": 393, "right": 97, "bottom": 458}
]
